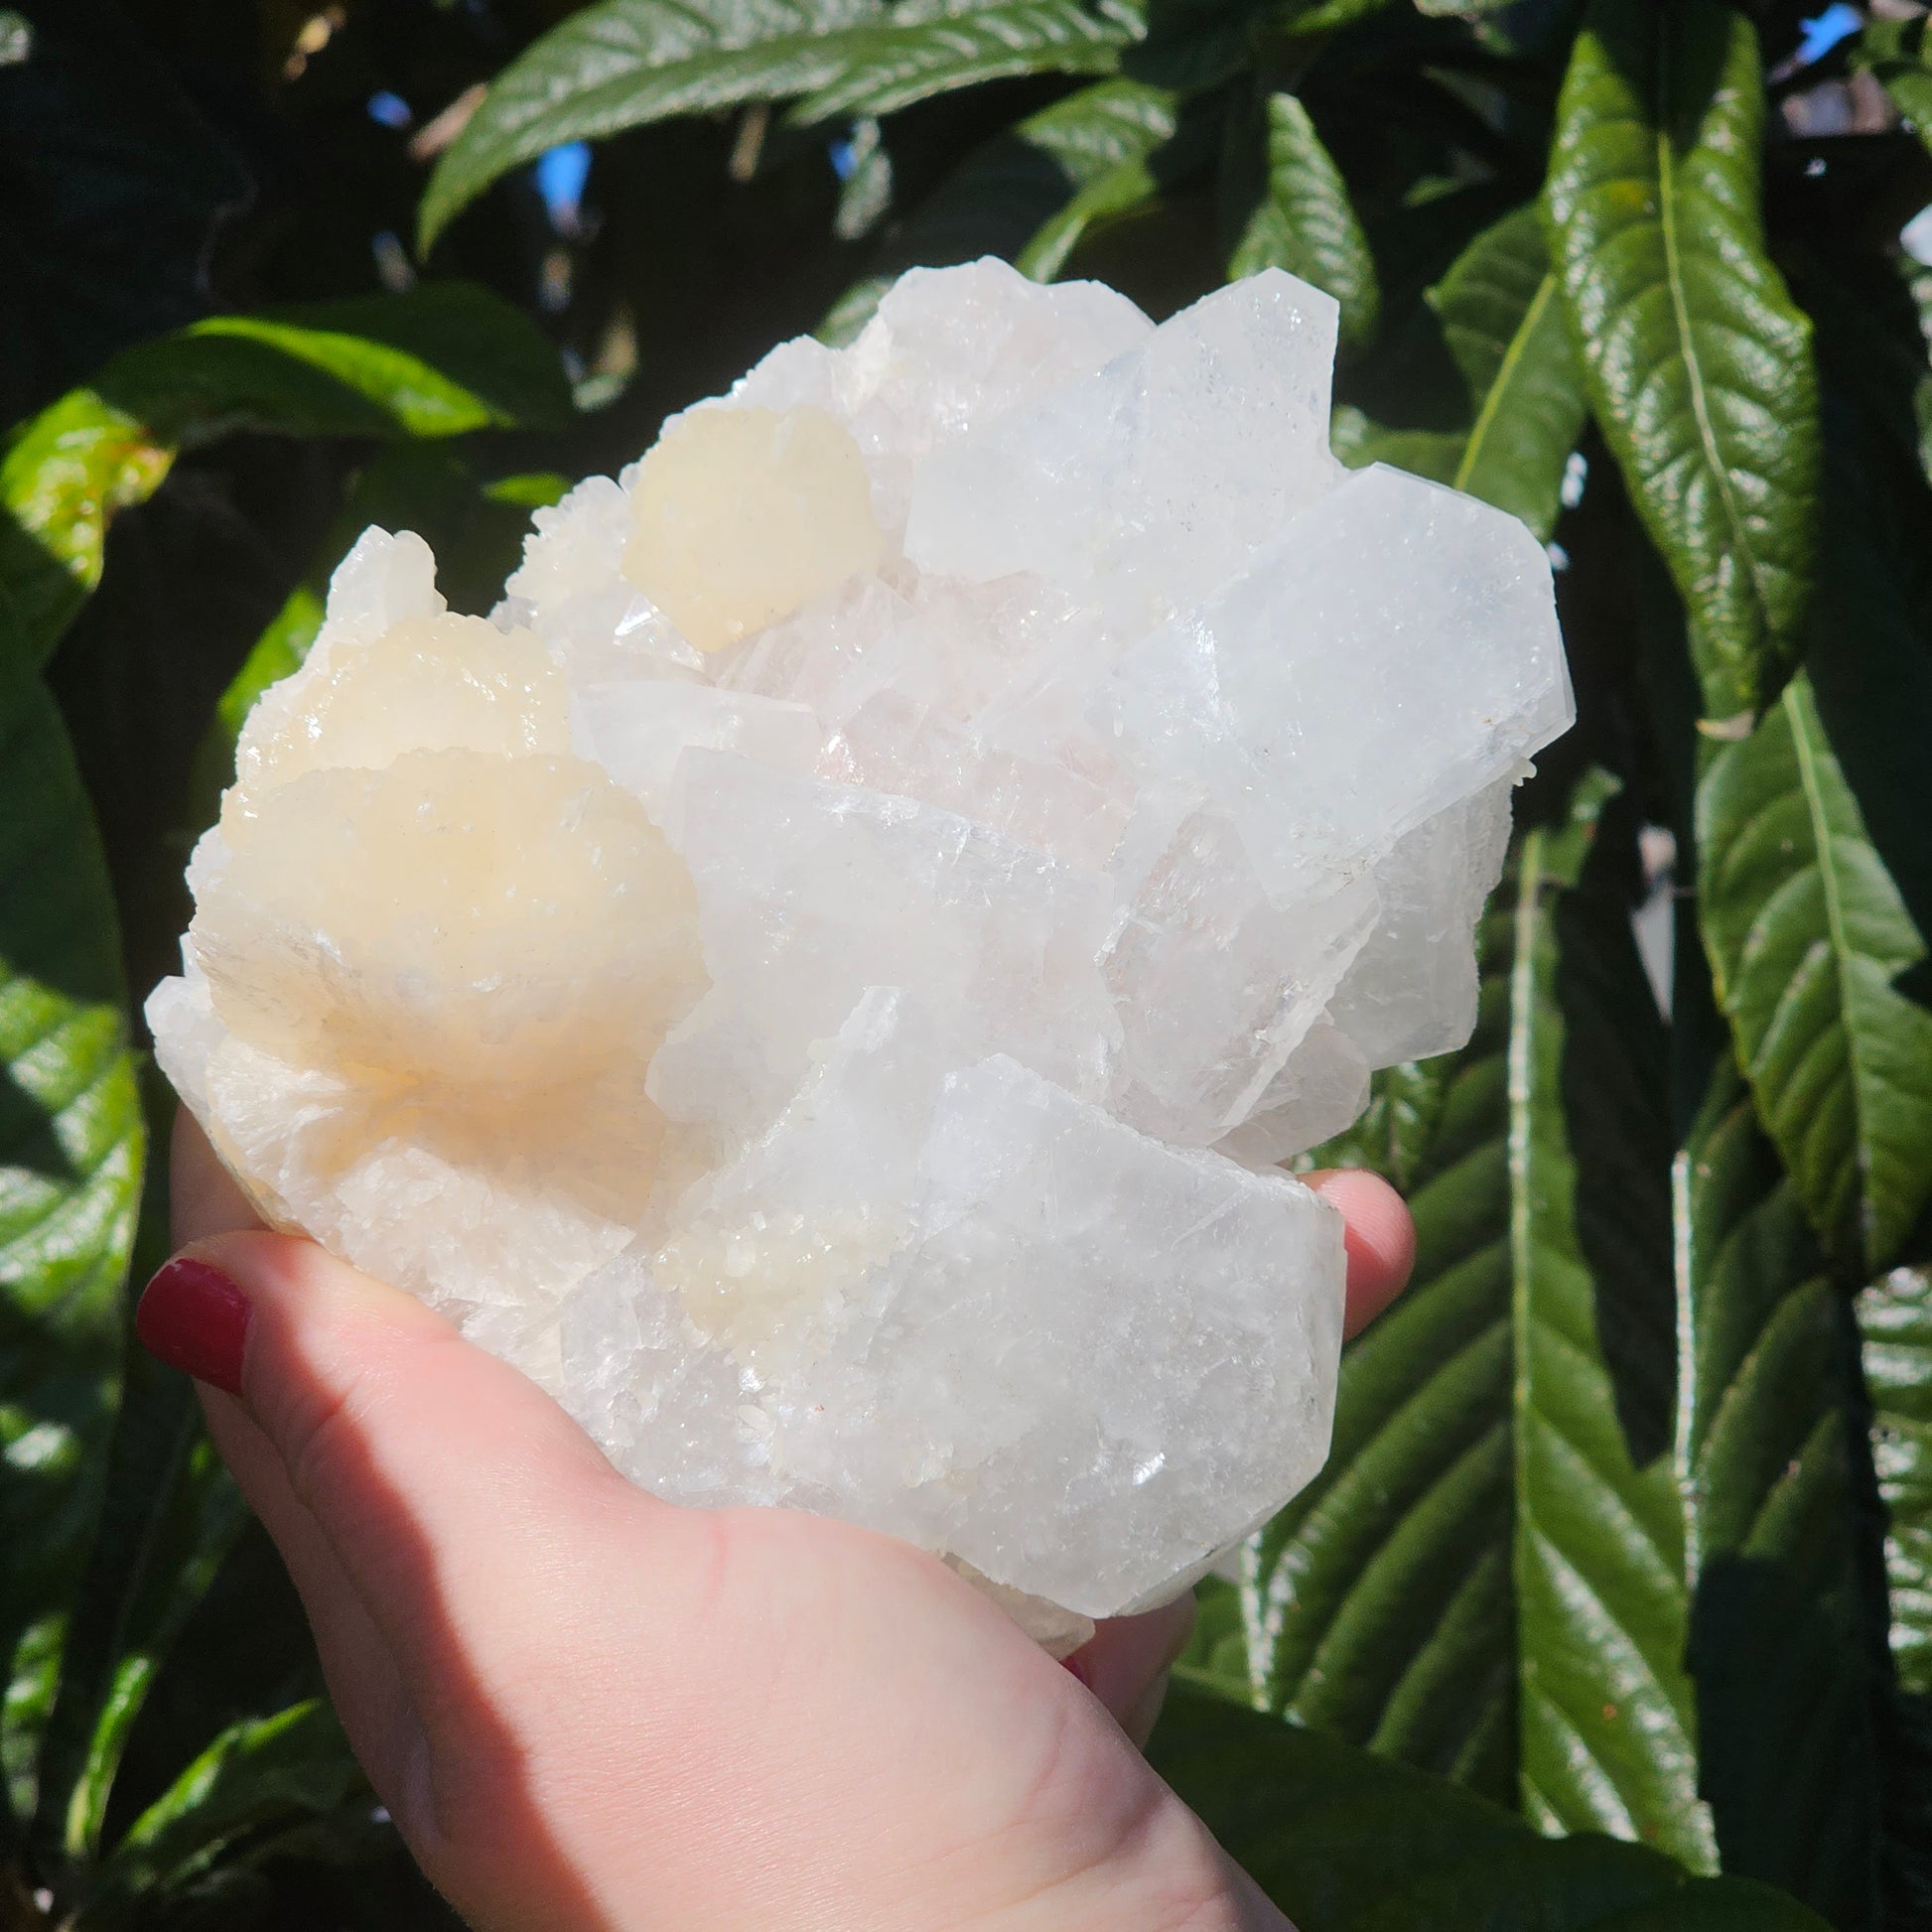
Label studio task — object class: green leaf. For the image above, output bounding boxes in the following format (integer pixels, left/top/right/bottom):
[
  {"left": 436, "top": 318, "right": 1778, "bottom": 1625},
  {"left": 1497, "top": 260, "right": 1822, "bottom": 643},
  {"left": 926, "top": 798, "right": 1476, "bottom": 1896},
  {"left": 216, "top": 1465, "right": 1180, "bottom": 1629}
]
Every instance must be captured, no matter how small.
[
  {"left": 1857, "top": 1263, "right": 1932, "bottom": 1919},
  {"left": 1015, "top": 153, "right": 1161, "bottom": 282},
  {"left": 1858, "top": 1265, "right": 1932, "bottom": 1703},
  {"left": 818, "top": 276, "right": 894, "bottom": 346},
  {"left": 1675, "top": 1065, "right": 1879, "bottom": 1926},
  {"left": 789, "top": 0, "right": 1143, "bottom": 123},
  {"left": 0, "top": 659, "right": 142, "bottom": 1838},
  {"left": 1434, "top": 205, "right": 1586, "bottom": 544},
  {"left": 420, "top": 0, "right": 878, "bottom": 249},
  {"left": 1695, "top": 673, "right": 1932, "bottom": 1271},
  {"left": 1174, "top": 1573, "right": 1250, "bottom": 1705},
  {"left": 1, "top": 286, "right": 565, "bottom": 674},
  {"left": 1010, "top": 72, "right": 1179, "bottom": 181},
  {"left": 419, "top": 0, "right": 1145, "bottom": 249},
  {"left": 819, "top": 77, "right": 1176, "bottom": 334},
  {"left": 1281, "top": 0, "right": 1398, "bottom": 32},
  {"left": 1509, "top": 782, "right": 1716, "bottom": 1866},
  {"left": 1882, "top": 65, "right": 1932, "bottom": 153},
  {"left": 1328, "top": 409, "right": 1465, "bottom": 483},
  {"left": 1016, "top": 85, "right": 1220, "bottom": 283},
  {"left": 73, "top": 1701, "right": 363, "bottom": 1928},
  {"left": 1234, "top": 900, "right": 1516, "bottom": 1800},
  {"left": 1330, "top": 205, "right": 1586, "bottom": 542},
  {"left": 1226, "top": 780, "right": 1727, "bottom": 1857},
  {"left": 1546, "top": 0, "right": 1819, "bottom": 722},
  {"left": 1859, "top": 16, "right": 1932, "bottom": 155},
  {"left": 97, "top": 283, "right": 573, "bottom": 443},
  {"left": 0, "top": 390, "right": 172, "bottom": 673},
  {"left": 30, "top": 1351, "right": 247, "bottom": 1885},
  {"left": 1148, "top": 1686, "right": 1833, "bottom": 1929},
  {"left": 1227, "top": 93, "right": 1378, "bottom": 351}
]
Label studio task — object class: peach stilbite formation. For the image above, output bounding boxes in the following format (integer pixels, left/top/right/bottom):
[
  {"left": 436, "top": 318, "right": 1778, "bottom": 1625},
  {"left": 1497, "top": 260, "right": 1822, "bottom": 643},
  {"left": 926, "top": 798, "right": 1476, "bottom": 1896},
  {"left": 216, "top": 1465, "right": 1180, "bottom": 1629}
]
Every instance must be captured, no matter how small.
[{"left": 150, "top": 260, "right": 1572, "bottom": 1648}]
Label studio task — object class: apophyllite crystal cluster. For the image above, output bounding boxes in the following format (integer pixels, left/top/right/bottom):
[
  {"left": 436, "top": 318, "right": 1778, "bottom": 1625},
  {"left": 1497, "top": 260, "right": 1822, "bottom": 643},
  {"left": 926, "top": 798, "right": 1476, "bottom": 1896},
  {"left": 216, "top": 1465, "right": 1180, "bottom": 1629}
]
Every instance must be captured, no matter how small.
[{"left": 150, "top": 259, "right": 1571, "bottom": 1647}]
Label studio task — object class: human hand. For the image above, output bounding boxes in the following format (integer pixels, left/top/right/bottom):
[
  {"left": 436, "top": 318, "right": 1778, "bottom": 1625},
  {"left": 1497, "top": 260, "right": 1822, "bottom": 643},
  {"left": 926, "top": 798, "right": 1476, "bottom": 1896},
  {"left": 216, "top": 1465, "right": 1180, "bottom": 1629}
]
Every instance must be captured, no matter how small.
[{"left": 140, "top": 1114, "right": 1414, "bottom": 1932}]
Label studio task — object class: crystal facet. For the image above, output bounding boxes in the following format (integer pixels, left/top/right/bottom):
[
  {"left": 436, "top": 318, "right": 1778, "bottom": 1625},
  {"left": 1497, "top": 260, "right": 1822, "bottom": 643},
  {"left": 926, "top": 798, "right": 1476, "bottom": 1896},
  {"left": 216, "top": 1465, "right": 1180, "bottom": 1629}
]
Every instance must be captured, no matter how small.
[{"left": 151, "top": 259, "right": 1573, "bottom": 1630}]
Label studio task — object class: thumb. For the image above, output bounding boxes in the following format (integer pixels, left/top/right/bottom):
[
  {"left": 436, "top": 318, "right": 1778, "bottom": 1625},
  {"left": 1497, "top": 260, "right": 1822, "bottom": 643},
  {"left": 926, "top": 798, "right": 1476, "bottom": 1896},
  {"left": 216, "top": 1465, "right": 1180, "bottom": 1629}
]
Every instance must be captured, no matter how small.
[{"left": 134, "top": 1228, "right": 710, "bottom": 1929}]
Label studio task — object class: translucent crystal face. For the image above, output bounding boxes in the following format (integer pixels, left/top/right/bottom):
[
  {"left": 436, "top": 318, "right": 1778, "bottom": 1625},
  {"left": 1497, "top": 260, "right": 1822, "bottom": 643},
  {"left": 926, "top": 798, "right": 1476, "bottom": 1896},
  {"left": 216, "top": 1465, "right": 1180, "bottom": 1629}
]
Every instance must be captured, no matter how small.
[{"left": 151, "top": 259, "right": 1573, "bottom": 1633}]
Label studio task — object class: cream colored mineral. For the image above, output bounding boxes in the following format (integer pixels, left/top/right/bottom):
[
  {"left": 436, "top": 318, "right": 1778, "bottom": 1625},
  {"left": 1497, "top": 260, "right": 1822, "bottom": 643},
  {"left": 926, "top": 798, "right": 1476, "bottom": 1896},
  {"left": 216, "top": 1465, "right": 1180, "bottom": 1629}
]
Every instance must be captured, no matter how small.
[{"left": 621, "top": 405, "right": 886, "bottom": 652}]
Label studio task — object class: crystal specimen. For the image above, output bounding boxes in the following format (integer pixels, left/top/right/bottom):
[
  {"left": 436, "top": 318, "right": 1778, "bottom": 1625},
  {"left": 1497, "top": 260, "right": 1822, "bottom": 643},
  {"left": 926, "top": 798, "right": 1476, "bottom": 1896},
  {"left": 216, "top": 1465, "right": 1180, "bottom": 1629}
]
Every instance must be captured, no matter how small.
[{"left": 151, "top": 259, "right": 1571, "bottom": 1638}]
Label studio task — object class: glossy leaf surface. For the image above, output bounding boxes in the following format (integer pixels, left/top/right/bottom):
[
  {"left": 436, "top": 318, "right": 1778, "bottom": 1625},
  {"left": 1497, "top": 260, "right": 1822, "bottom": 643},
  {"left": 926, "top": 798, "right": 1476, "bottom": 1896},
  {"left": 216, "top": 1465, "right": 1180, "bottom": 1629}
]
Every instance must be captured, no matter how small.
[
  {"left": 1859, "top": 1265, "right": 1932, "bottom": 1702},
  {"left": 1, "top": 285, "right": 564, "bottom": 674},
  {"left": 1697, "top": 674, "right": 1932, "bottom": 1270},
  {"left": 97, "top": 285, "right": 573, "bottom": 443},
  {"left": 1509, "top": 787, "right": 1713, "bottom": 1864},
  {"left": 1547, "top": 0, "right": 1818, "bottom": 721},
  {"left": 420, "top": 0, "right": 1146, "bottom": 247},
  {"left": 1675, "top": 1067, "right": 1876, "bottom": 1926},
  {"left": 1233, "top": 898, "right": 1516, "bottom": 1801},
  {"left": 1438, "top": 206, "right": 1586, "bottom": 543},
  {"left": 791, "top": 0, "right": 1141, "bottom": 122},
  {"left": 0, "top": 663, "right": 141, "bottom": 1837},
  {"left": 1227, "top": 93, "right": 1378, "bottom": 349},
  {"left": 72, "top": 1701, "right": 362, "bottom": 1929},
  {"left": 0, "top": 392, "right": 170, "bottom": 675},
  {"left": 1333, "top": 205, "right": 1585, "bottom": 543}
]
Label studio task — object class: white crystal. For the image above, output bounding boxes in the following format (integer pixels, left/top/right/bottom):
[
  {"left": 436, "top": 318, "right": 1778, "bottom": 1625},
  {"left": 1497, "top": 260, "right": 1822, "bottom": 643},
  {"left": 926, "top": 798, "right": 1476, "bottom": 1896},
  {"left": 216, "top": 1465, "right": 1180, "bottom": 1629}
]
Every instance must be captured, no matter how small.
[
  {"left": 1102, "top": 462, "right": 1570, "bottom": 906},
  {"left": 150, "top": 258, "right": 1572, "bottom": 1630},
  {"left": 904, "top": 270, "right": 1344, "bottom": 622}
]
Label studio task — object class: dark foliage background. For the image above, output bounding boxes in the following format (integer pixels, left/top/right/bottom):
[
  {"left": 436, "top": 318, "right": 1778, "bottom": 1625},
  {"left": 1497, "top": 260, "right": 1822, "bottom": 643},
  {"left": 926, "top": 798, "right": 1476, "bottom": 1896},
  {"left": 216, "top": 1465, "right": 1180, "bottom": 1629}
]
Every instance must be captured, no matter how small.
[{"left": 2, "top": 0, "right": 1930, "bottom": 1926}]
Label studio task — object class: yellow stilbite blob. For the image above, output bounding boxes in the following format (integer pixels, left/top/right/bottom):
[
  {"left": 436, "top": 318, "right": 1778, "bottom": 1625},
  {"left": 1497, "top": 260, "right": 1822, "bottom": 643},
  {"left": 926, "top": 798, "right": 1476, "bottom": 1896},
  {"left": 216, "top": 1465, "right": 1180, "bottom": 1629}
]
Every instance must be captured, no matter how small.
[
  {"left": 195, "top": 591, "right": 708, "bottom": 1234},
  {"left": 622, "top": 405, "right": 886, "bottom": 651},
  {"left": 235, "top": 612, "right": 569, "bottom": 793}
]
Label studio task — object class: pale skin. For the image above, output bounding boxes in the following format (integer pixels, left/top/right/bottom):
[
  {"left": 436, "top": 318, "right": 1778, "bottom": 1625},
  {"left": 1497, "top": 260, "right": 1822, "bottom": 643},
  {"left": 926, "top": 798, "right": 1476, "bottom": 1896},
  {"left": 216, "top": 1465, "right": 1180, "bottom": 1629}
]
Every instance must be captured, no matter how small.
[{"left": 161, "top": 1115, "right": 1416, "bottom": 1932}]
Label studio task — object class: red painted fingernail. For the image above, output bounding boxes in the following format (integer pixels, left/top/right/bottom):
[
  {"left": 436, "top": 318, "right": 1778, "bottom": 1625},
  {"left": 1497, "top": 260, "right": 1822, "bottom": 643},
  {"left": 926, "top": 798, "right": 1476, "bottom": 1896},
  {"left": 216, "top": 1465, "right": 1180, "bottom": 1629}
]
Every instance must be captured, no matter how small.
[{"left": 137, "top": 1257, "right": 250, "bottom": 1396}]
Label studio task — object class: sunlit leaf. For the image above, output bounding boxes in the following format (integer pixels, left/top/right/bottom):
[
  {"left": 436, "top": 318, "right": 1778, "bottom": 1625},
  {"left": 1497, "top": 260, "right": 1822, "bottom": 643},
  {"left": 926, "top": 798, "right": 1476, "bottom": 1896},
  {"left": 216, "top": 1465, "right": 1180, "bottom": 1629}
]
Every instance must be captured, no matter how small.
[
  {"left": 1, "top": 287, "right": 565, "bottom": 675},
  {"left": 0, "top": 392, "right": 170, "bottom": 675},
  {"left": 1859, "top": 1265, "right": 1932, "bottom": 1701},
  {"left": 1230, "top": 896, "right": 1516, "bottom": 1800},
  {"left": 1696, "top": 674, "right": 1932, "bottom": 1270},
  {"left": 72, "top": 1701, "right": 363, "bottom": 1928},
  {"left": 1547, "top": 0, "right": 1819, "bottom": 722},
  {"left": 98, "top": 284, "right": 573, "bottom": 444},
  {"left": 1509, "top": 781, "right": 1714, "bottom": 1866},
  {"left": 1227, "top": 92, "right": 1378, "bottom": 349},
  {"left": 1436, "top": 206, "right": 1586, "bottom": 543},
  {"left": 30, "top": 1353, "right": 247, "bottom": 1887},
  {"left": 1331, "top": 205, "right": 1585, "bottom": 543},
  {"left": 0, "top": 660, "right": 141, "bottom": 1840},
  {"left": 420, "top": 0, "right": 1149, "bottom": 248},
  {"left": 1675, "top": 1065, "right": 1879, "bottom": 1925}
]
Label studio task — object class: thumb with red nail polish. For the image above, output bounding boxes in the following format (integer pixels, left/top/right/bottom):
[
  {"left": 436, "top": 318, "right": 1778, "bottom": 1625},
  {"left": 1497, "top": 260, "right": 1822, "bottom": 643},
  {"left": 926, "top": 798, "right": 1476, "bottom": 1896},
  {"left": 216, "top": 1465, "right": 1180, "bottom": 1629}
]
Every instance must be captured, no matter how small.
[{"left": 136, "top": 1254, "right": 251, "bottom": 1396}]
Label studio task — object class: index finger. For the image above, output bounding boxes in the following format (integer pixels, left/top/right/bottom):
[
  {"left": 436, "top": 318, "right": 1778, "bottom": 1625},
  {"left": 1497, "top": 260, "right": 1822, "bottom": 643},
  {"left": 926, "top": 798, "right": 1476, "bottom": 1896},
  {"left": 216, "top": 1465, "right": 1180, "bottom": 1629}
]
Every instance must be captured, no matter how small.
[{"left": 1307, "top": 1168, "right": 1416, "bottom": 1338}]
